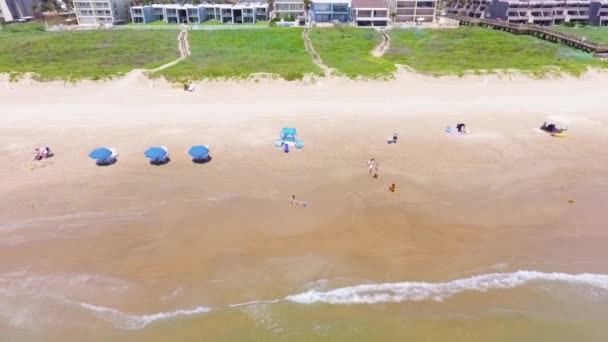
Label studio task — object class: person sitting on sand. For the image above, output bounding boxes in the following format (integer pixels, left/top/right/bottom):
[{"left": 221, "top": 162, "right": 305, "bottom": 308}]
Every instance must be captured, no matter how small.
[
  {"left": 388, "top": 184, "right": 396, "bottom": 192},
  {"left": 457, "top": 123, "right": 467, "bottom": 134},
  {"left": 541, "top": 122, "right": 566, "bottom": 134},
  {"left": 33, "top": 148, "right": 41, "bottom": 160},
  {"left": 34, "top": 147, "right": 48, "bottom": 160}
]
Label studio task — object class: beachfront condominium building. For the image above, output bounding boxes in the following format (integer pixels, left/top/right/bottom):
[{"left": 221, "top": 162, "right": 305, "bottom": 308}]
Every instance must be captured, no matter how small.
[
  {"left": 74, "top": 0, "right": 128, "bottom": 26},
  {"left": 272, "top": 0, "right": 307, "bottom": 21},
  {"left": 0, "top": 0, "right": 38, "bottom": 22},
  {"left": 311, "top": 0, "right": 351, "bottom": 23},
  {"left": 130, "top": 3, "right": 268, "bottom": 24},
  {"left": 589, "top": 0, "right": 608, "bottom": 25},
  {"left": 449, "top": 0, "right": 608, "bottom": 25},
  {"left": 391, "top": 0, "right": 438, "bottom": 23},
  {"left": 486, "top": 0, "right": 590, "bottom": 25},
  {"left": 351, "top": 0, "right": 390, "bottom": 26}
]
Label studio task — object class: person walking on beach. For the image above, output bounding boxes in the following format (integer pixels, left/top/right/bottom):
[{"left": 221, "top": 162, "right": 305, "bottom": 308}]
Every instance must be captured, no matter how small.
[
  {"left": 388, "top": 183, "right": 396, "bottom": 192},
  {"left": 291, "top": 195, "right": 297, "bottom": 205},
  {"left": 373, "top": 162, "right": 379, "bottom": 179},
  {"left": 367, "top": 158, "right": 375, "bottom": 175}
]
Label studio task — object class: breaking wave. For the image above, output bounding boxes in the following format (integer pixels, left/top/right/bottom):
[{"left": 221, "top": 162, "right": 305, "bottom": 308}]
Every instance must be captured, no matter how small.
[
  {"left": 79, "top": 302, "right": 211, "bottom": 330},
  {"left": 284, "top": 271, "right": 608, "bottom": 304},
  {"left": 17, "top": 270, "right": 608, "bottom": 330}
]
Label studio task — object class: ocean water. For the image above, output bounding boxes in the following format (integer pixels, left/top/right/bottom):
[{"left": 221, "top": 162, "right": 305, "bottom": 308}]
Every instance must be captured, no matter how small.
[{"left": 3, "top": 267, "right": 608, "bottom": 341}]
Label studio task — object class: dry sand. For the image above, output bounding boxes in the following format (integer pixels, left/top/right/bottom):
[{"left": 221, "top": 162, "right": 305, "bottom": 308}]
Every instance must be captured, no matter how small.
[{"left": 1, "top": 71, "right": 608, "bottom": 340}]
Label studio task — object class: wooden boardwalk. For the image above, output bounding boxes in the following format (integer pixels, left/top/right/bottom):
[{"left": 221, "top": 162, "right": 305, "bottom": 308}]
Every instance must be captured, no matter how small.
[{"left": 446, "top": 14, "right": 608, "bottom": 57}]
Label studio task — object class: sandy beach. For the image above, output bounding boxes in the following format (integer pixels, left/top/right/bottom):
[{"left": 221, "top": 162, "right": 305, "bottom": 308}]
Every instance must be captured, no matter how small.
[{"left": 2, "top": 71, "right": 608, "bottom": 341}]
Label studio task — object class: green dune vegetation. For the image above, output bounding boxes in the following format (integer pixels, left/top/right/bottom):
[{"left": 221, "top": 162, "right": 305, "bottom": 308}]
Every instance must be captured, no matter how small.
[
  {"left": 2, "top": 22, "right": 608, "bottom": 81},
  {"left": 201, "top": 20, "right": 223, "bottom": 25},
  {"left": 553, "top": 25, "right": 608, "bottom": 44},
  {"left": 385, "top": 27, "right": 607, "bottom": 77},
  {"left": 309, "top": 27, "right": 396, "bottom": 78},
  {"left": 0, "top": 23, "right": 179, "bottom": 81},
  {"left": 156, "top": 28, "right": 322, "bottom": 81}
]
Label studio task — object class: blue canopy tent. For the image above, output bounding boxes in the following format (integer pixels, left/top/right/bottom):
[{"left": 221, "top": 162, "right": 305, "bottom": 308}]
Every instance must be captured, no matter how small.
[
  {"left": 88, "top": 147, "right": 117, "bottom": 165},
  {"left": 188, "top": 145, "right": 210, "bottom": 161},
  {"left": 276, "top": 127, "right": 303, "bottom": 149},
  {"left": 144, "top": 146, "right": 169, "bottom": 163}
]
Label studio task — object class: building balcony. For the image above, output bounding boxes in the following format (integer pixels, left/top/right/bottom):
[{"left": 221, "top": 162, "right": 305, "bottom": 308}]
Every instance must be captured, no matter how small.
[
  {"left": 396, "top": 1, "right": 417, "bottom": 7},
  {"left": 416, "top": 8, "right": 435, "bottom": 15},
  {"left": 355, "top": 17, "right": 389, "bottom": 21},
  {"left": 396, "top": 8, "right": 415, "bottom": 15}
]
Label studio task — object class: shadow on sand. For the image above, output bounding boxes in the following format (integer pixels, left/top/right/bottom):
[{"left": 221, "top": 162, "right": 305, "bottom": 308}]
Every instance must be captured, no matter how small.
[
  {"left": 96, "top": 159, "right": 118, "bottom": 167},
  {"left": 150, "top": 157, "right": 171, "bottom": 166},
  {"left": 192, "top": 156, "right": 212, "bottom": 165}
]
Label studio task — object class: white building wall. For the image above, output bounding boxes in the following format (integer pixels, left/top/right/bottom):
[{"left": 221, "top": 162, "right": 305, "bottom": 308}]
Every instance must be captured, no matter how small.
[
  {"left": 0, "top": 0, "right": 14, "bottom": 22},
  {"left": 74, "top": 0, "right": 128, "bottom": 26}
]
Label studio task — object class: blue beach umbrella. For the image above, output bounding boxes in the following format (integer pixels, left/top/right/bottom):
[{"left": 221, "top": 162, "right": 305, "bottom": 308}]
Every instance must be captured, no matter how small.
[
  {"left": 144, "top": 147, "right": 168, "bottom": 159},
  {"left": 88, "top": 147, "right": 113, "bottom": 160},
  {"left": 188, "top": 145, "right": 210, "bottom": 158}
]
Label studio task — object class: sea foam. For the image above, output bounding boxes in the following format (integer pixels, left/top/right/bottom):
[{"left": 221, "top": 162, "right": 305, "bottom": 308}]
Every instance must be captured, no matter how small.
[
  {"left": 284, "top": 271, "right": 608, "bottom": 304},
  {"left": 79, "top": 302, "right": 211, "bottom": 330}
]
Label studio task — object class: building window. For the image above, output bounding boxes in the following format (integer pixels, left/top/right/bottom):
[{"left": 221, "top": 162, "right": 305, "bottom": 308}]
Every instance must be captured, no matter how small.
[
  {"left": 417, "top": 1, "right": 435, "bottom": 8},
  {"left": 315, "top": 14, "right": 330, "bottom": 21},
  {"left": 333, "top": 4, "right": 348, "bottom": 12},
  {"left": 315, "top": 4, "right": 330, "bottom": 12}
]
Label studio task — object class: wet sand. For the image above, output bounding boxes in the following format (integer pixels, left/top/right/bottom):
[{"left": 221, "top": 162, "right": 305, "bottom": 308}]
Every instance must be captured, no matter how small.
[{"left": 1, "top": 72, "right": 608, "bottom": 341}]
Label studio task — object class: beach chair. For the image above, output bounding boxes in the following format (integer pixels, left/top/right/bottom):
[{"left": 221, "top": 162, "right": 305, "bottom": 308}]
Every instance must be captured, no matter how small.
[
  {"left": 145, "top": 146, "right": 169, "bottom": 164},
  {"left": 97, "top": 148, "right": 117, "bottom": 165}
]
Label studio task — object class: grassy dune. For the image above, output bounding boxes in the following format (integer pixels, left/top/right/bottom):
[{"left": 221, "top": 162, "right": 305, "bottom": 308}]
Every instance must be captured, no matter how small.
[
  {"left": 385, "top": 27, "right": 607, "bottom": 77},
  {"left": 1, "top": 23, "right": 606, "bottom": 81},
  {"left": 553, "top": 25, "right": 608, "bottom": 44},
  {"left": 157, "top": 29, "right": 322, "bottom": 81},
  {"left": 0, "top": 24, "right": 179, "bottom": 80},
  {"left": 309, "top": 27, "right": 396, "bottom": 78}
]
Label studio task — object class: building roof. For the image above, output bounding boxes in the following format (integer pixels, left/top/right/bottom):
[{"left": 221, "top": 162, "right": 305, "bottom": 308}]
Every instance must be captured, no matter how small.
[{"left": 351, "top": 0, "right": 387, "bottom": 8}]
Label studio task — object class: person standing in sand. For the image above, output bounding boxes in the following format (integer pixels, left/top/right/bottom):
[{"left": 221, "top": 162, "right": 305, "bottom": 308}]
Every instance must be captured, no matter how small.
[
  {"left": 388, "top": 184, "right": 396, "bottom": 192},
  {"left": 367, "top": 159, "right": 375, "bottom": 175}
]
